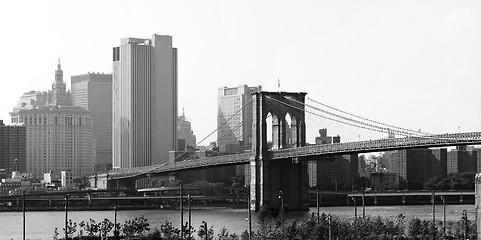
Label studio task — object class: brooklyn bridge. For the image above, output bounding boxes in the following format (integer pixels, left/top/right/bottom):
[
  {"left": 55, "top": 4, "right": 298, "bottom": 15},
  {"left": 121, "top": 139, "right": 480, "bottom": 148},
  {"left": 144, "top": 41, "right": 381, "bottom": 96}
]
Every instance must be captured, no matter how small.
[{"left": 92, "top": 91, "right": 481, "bottom": 211}]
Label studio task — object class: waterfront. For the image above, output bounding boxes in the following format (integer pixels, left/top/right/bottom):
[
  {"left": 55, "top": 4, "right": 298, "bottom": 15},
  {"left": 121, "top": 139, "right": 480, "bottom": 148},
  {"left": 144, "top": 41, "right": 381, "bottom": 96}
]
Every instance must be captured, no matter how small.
[{"left": 0, "top": 204, "right": 476, "bottom": 240}]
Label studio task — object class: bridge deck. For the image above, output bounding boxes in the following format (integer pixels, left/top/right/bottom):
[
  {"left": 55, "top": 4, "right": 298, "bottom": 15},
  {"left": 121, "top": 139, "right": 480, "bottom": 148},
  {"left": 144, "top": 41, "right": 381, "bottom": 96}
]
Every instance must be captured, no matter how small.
[{"left": 106, "top": 132, "right": 481, "bottom": 179}]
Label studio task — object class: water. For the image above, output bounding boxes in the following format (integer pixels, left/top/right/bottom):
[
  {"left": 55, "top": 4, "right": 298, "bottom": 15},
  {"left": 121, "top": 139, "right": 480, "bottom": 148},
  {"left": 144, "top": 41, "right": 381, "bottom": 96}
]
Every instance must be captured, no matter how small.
[{"left": 0, "top": 204, "right": 475, "bottom": 240}]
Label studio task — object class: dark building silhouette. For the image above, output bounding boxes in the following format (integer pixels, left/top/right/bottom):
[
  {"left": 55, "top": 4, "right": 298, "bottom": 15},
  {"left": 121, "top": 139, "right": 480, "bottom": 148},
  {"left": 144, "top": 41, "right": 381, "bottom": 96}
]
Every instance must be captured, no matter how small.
[{"left": 0, "top": 120, "right": 26, "bottom": 173}]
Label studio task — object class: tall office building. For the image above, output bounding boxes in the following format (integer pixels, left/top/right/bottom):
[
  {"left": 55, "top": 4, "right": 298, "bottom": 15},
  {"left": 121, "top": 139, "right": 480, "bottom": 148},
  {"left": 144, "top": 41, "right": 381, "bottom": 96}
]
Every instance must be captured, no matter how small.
[
  {"left": 71, "top": 73, "right": 113, "bottom": 171},
  {"left": 10, "top": 106, "right": 94, "bottom": 177},
  {"left": 0, "top": 120, "right": 26, "bottom": 173},
  {"left": 112, "top": 34, "right": 177, "bottom": 169},
  {"left": 177, "top": 109, "right": 196, "bottom": 151},
  {"left": 10, "top": 62, "right": 94, "bottom": 177},
  {"left": 217, "top": 85, "right": 261, "bottom": 153}
]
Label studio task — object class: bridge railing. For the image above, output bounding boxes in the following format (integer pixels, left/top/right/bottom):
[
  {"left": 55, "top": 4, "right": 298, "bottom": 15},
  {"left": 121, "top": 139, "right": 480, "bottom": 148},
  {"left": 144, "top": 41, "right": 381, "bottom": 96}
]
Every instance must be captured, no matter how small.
[{"left": 270, "top": 132, "right": 481, "bottom": 159}]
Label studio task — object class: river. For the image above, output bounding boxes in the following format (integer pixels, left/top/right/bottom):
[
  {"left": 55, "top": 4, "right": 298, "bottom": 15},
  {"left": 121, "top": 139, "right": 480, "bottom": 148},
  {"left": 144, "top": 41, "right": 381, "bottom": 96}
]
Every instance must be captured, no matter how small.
[{"left": 0, "top": 204, "right": 476, "bottom": 240}]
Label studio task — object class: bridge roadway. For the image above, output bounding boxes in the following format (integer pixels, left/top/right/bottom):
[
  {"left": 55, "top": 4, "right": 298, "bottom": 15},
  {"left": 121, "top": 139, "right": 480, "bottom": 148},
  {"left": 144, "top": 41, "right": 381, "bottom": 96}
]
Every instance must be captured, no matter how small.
[{"left": 108, "top": 132, "right": 481, "bottom": 180}]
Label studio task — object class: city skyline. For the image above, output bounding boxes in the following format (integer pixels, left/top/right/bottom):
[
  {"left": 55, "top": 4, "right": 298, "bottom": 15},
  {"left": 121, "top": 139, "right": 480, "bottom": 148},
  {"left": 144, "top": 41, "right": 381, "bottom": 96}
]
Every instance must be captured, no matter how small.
[{"left": 1, "top": 1, "right": 480, "bottom": 144}]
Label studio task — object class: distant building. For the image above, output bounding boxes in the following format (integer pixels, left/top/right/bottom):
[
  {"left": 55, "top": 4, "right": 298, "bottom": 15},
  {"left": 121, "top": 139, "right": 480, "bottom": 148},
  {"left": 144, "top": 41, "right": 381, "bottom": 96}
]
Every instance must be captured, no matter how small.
[
  {"left": 71, "top": 72, "right": 113, "bottom": 172},
  {"left": 371, "top": 172, "right": 398, "bottom": 190},
  {"left": 0, "top": 120, "right": 26, "bottom": 173},
  {"left": 316, "top": 154, "right": 359, "bottom": 190},
  {"left": 177, "top": 109, "right": 196, "bottom": 151},
  {"left": 217, "top": 85, "right": 261, "bottom": 153},
  {"left": 13, "top": 90, "right": 47, "bottom": 111},
  {"left": 10, "top": 106, "right": 94, "bottom": 177},
  {"left": 46, "top": 60, "right": 72, "bottom": 106},
  {"left": 447, "top": 146, "right": 476, "bottom": 174},
  {"left": 217, "top": 85, "right": 261, "bottom": 184},
  {"left": 61, "top": 169, "right": 74, "bottom": 189},
  {"left": 309, "top": 129, "right": 346, "bottom": 188},
  {"left": 112, "top": 34, "right": 177, "bottom": 170},
  {"left": 384, "top": 148, "right": 448, "bottom": 189}
]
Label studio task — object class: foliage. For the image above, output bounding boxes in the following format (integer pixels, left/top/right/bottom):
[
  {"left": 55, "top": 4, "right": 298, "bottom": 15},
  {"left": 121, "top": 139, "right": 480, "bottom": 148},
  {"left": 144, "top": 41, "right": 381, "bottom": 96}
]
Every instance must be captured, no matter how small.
[
  {"left": 122, "top": 216, "right": 150, "bottom": 237},
  {"left": 62, "top": 219, "right": 77, "bottom": 239},
  {"left": 423, "top": 172, "right": 476, "bottom": 190},
  {"left": 53, "top": 209, "right": 478, "bottom": 240}
]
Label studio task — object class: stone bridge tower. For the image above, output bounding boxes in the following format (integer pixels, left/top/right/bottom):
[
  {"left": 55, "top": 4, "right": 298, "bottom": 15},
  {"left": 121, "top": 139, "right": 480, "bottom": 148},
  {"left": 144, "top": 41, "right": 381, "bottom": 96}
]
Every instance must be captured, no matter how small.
[{"left": 250, "top": 91, "right": 309, "bottom": 211}]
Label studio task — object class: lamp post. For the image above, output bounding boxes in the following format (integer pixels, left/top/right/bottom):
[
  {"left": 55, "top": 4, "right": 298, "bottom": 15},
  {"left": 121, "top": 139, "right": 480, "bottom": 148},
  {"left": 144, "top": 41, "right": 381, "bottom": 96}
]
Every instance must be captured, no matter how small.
[
  {"left": 188, "top": 195, "right": 191, "bottom": 239},
  {"left": 202, "top": 221, "right": 208, "bottom": 240},
  {"left": 463, "top": 209, "right": 468, "bottom": 240},
  {"left": 22, "top": 190, "right": 25, "bottom": 240},
  {"left": 114, "top": 205, "right": 119, "bottom": 240},
  {"left": 362, "top": 189, "right": 365, "bottom": 219},
  {"left": 351, "top": 197, "right": 357, "bottom": 220},
  {"left": 279, "top": 190, "right": 285, "bottom": 232},
  {"left": 440, "top": 196, "right": 445, "bottom": 239},
  {"left": 65, "top": 194, "right": 69, "bottom": 240},
  {"left": 247, "top": 185, "right": 252, "bottom": 240},
  {"left": 316, "top": 188, "right": 320, "bottom": 223},
  {"left": 328, "top": 213, "right": 332, "bottom": 240},
  {"left": 179, "top": 183, "right": 183, "bottom": 240},
  {"left": 431, "top": 191, "right": 435, "bottom": 240}
]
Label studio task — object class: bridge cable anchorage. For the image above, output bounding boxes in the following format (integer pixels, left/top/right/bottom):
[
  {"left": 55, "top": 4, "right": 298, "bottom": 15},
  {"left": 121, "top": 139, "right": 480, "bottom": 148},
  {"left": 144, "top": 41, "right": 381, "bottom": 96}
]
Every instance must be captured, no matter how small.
[{"left": 306, "top": 97, "right": 434, "bottom": 136}]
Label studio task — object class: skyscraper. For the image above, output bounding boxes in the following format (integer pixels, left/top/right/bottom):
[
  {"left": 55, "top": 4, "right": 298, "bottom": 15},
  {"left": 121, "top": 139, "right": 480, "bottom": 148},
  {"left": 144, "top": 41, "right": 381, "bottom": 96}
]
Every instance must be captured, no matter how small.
[
  {"left": 10, "top": 62, "right": 94, "bottom": 178},
  {"left": 217, "top": 85, "right": 261, "bottom": 153},
  {"left": 112, "top": 34, "right": 177, "bottom": 169},
  {"left": 0, "top": 120, "right": 26, "bottom": 173},
  {"left": 10, "top": 106, "right": 94, "bottom": 177},
  {"left": 71, "top": 72, "right": 113, "bottom": 171}
]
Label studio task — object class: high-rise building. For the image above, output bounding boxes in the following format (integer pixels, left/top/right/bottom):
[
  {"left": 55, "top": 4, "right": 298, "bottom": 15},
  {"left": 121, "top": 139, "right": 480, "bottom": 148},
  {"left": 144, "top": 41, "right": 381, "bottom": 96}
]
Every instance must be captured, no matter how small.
[
  {"left": 384, "top": 148, "right": 448, "bottom": 189},
  {"left": 13, "top": 91, "right": 47, "bottom": 112},
  {"left": 10, "top": 106, "right": 94, "bottom": 177},
  {"left": 71, "top": 72, "right": 113, "bottom": 172},
  {"left": 112, "top": 34, "right": 177, "bottom": 169},
  {"left": 9, "top": 62, "right": 94, "bottom": 178},
  {"left": 46, "top": 60, "right": 72, "bottom": 106},
  {"left": 217, "top": 85, "right": 261, "bottom": 153},
  {"left": 0, "top": 120, "right": 26, "bottom": 173},
  {"left": 177, "top": 109, "right": 196, "bottom": 151},
  {"left": 447, "top": 146, "right": 476, "bottom": 174}
]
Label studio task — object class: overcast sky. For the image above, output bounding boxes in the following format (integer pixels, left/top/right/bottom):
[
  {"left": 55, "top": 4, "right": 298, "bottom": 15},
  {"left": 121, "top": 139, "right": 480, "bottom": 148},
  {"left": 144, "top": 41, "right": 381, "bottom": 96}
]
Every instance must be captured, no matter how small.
[{"left": 1, "top": 0, "right": 480, "bottom": 144}]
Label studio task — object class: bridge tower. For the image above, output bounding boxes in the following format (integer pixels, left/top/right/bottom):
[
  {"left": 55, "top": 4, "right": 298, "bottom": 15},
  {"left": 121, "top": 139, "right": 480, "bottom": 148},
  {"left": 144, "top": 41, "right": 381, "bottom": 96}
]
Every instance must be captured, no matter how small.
[{"left": 250, "top": 91, "right": 309, "bottom": 211}]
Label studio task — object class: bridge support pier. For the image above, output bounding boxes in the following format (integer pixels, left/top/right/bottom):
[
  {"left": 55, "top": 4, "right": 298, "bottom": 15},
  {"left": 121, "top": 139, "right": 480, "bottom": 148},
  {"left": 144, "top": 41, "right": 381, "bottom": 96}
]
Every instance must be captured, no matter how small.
[{"left": 250, "top": 157, "right": 309, "bottom": 211}]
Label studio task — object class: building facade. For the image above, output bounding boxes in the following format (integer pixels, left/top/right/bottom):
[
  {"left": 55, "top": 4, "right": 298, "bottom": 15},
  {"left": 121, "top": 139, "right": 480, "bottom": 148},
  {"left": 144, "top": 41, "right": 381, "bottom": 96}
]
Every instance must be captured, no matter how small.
[
  {"left": 47, "top": 60, "right": 72, "bottom": 106},
  {"left": 217, "top": 85, "right": 261, "bottom": 153},
  {"left": 71, "top": 72, "right": 113, "bottom": 172},
  {"left": 0, "top": 120, "right": 26, "bottom": 173},
  {"left": 112, "top": 34, "right": 177, "bottom": 169},
  {"left": 10, "top": 106, "right": 94, "bottom": 177},
  {"left": 177, "top": 109, "right": 196, "bottom": 151}
]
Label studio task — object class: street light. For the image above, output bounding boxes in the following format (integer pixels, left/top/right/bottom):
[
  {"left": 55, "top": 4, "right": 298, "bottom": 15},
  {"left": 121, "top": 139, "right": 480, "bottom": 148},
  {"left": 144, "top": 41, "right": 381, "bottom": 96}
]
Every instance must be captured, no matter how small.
[
  {"left": 188, "top": 195, "right": 192, "bottom": 240},
  {"left": 351, "top": 197, "right": 357, "bottom": 219},
  {"left": 362, "top": 189, "right": 365, "bottom": 219},
  {"left": 202, "top": 221, "right": 208, "bottom": 240},
  {"left": 440, "top": 196, "right": 446, "bottom": 239},
  {"left": 316, "top": 187, "right": 320, "bottom": 223},
  {"left": 179, "top": 183, "right": 184, "bottom": 240},
  {"left": 22, "top": 190, "right": 25, "bottom": 240},
  {"left": 65, "top": 194, "right": 69, "bottom": 240},
  {"left": 279, "top": 190, "right": 285, "bottom": 232},
  {"left": 431, "top": 191, "right": 435, "bottom": 240},
  {"left": 247, "top": 185, "right": 252, "bottom": 240}
]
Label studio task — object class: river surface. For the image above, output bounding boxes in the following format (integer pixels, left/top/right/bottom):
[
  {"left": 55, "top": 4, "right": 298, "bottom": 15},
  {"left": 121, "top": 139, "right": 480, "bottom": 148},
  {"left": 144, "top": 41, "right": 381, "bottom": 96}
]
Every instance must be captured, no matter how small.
[{"left": 0, "top": 204, "right": 476, "bottom": 240}]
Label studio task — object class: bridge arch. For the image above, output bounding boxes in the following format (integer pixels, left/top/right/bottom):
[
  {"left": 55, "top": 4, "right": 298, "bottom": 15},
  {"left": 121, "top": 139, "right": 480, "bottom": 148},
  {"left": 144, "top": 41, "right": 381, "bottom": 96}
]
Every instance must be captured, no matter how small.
[{"left": 250, "top": 91, "right": 309, "bottom": 211}]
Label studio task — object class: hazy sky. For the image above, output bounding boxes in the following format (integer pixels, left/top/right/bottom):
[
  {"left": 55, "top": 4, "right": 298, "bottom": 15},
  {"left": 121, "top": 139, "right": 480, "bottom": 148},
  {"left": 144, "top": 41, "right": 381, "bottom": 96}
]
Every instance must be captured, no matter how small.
[{"left": 1, "top": 1, "right": 480, "bottom": 144}]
